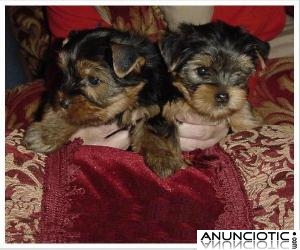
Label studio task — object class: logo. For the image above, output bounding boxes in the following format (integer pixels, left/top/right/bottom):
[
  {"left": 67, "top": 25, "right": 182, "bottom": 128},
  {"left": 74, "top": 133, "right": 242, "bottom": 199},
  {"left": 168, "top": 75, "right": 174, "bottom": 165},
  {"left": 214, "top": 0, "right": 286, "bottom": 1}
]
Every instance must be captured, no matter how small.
[{"left": 197, "top": 230, "right": 298, "bottom": 250}]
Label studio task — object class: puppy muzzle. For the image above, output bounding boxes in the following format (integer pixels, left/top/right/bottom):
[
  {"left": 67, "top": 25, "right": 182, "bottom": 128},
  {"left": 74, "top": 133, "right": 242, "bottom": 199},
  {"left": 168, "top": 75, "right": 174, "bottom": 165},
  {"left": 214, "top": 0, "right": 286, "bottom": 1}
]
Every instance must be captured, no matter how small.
[{"left": 60, "top": 98, "right": 71, "bottom": 109}]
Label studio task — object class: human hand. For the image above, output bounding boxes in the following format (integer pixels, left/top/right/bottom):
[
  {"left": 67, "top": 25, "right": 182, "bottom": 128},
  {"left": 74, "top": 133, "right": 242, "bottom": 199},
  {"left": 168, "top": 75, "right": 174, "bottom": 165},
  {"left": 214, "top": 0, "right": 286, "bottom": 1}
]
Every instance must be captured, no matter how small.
[
  {"left": 176, "top": 111, "right": 229, "bottom": 151},
  {"left": 70, "top": 122, "right": 130, "bottom": 150}
]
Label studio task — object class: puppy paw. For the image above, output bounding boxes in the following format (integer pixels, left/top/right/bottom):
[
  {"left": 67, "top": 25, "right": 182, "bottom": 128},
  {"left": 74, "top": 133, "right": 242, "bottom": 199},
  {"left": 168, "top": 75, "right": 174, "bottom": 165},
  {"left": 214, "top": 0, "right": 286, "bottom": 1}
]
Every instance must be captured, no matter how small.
[
  {"left": 229, "top": 103, "right": 264, "bottom": 132},
  {"left": 145, "top": 154, "right": 186, "bottom": 178},
  {"left": 24, "top": 122, "right": 59, "bottom": 153},
  {"left": 121, "top": 105, "right": 160, "bottom": 126}
]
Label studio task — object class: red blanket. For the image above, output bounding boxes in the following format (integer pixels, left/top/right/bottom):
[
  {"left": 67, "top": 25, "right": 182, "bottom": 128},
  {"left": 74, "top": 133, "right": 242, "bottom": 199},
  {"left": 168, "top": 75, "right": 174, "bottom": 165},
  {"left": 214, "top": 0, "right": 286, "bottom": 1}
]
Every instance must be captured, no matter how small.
[{"left": 38, "top": 139, "right": 253, "bottom": 243}]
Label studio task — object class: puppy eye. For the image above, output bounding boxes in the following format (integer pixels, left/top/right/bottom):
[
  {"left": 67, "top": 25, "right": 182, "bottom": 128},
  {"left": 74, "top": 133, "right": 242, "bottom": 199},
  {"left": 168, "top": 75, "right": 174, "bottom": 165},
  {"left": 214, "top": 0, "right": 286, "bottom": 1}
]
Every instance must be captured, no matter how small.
[
  {"left": 88, "top": 76, "right": 101, "bottom": 86},
  {"left": 196, "top": 67, "right": 210, "bottom": 76}
]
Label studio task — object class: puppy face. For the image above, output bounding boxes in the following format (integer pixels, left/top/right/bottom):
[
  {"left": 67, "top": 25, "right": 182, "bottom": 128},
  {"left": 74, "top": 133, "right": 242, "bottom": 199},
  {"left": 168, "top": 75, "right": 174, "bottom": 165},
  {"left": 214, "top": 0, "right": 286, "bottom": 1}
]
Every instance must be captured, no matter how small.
[
  {"left": 57, "top": 29, "right": 146, "bottom": 109},
  {"left": 160, "top": 21, "right": 270, "bottom": 120}
]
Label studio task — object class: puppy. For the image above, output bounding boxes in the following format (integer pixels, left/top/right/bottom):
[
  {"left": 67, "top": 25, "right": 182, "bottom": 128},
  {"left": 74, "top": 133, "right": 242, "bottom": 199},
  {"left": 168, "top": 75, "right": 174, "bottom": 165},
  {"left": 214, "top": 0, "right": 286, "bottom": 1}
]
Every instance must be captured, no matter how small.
[
  {"left": 24, "top": 28, "right": 184, "bottom": 177},
  {"left": 159, "top": 21, "right": 269, "bottom": 132}
]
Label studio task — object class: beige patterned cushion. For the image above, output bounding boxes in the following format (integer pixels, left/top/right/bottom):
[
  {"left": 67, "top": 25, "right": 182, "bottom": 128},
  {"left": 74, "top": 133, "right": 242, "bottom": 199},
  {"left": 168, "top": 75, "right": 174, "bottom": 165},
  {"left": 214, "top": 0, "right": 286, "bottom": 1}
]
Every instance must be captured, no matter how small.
[
  {"left": 220, "top": 125, "right": 294, "bottom": 229},
  {"left": 5, "top": 129, "right": 46, "bottom": 243}
]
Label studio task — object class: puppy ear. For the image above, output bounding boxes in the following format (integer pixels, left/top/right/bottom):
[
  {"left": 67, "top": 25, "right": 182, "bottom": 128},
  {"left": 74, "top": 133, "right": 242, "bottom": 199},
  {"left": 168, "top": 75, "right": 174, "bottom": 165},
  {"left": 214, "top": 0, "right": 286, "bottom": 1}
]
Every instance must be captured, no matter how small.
[
  {"left": 111, "top": 43, "right": 145, "bottom": 78},
  {"left": 159, "top": 33, "right": 177, "bottom": 71},
  {"left": 159, "top": 32, "right": 186, "bottom": 72},
  {"left": 243, "top": 35, "right": 270, "bottom": 63},
  {"left": 159, "top": 30, "right": 194, "bottom": 73}
]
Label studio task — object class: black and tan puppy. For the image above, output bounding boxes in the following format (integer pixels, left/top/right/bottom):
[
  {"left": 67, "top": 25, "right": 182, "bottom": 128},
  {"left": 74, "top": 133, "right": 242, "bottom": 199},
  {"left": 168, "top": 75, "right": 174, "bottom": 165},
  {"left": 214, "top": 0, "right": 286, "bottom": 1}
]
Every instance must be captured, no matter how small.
[
  {"left": 160, "top": 21, "right": 269, "bottom": 132},
  {"left": 24, "top": 28, "right": 184, "bottom": 177}
]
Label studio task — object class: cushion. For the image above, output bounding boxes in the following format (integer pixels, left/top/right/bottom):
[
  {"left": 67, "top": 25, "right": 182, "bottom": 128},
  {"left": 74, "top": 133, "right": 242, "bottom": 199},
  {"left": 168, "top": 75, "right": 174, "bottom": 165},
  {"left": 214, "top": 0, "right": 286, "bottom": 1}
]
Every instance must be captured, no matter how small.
[
  {"left": 7, "top": 7, "right": 50, "bottom": 81},
  {"left": 220, "top": 125, "right": 294, "bottom": 229},
  {"left": 38, "top": 139, "right": 253, "bottom": 243},
  {"left": 268, "top": 16, "right": 294, "bottom": 59},
  {"left": 6, "top": 79, "right": 46, "bottom": 130},
  {"left": 5, "top": 124, "right": 294, "bottom": 243},
  {"left": 109, "top": 6, "right": 167, "bottom": 42},
  {"left": 8, "top": 6, "right": 167, "bottom": 85},
  {"left": 212, "top": 6, "right": 286, "bottom": 41},
  {"left": 5, "top": 129, "right": 46, "bottom": 243},
  {"left": 46, "top": 7, "right": 112, "bottom": 40},
  {"left": 248, "top": 57, "right": 294, "bottom": 125}
]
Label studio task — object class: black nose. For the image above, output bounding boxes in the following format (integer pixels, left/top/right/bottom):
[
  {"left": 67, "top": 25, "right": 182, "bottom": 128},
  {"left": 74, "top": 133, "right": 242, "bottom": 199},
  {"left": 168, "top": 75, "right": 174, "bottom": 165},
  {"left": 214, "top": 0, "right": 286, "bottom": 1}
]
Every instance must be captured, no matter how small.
[
  {"left": 215, "top": 92, "right": 229, "bottom": 104},
  {"left": 60, "top": 99, "right": 70, "bottom": 109}
]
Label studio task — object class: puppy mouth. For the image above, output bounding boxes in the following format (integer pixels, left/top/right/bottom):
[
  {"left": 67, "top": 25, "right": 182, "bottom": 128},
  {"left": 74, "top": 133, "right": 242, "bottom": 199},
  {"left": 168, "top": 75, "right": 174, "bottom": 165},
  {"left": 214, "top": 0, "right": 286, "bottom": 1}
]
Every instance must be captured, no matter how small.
[{"left": 190, "top": 85, "right": 247, "bottom": 120}]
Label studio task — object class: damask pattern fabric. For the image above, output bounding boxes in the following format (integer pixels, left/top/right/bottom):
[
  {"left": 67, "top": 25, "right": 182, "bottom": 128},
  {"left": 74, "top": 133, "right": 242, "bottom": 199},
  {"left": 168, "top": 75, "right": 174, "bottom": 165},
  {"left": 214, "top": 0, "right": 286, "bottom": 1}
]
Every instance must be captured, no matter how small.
[
  {"left": 248, "top": 58, "right": 294, "bottom": 125},
  {"left": 7, "top": 7, "right": 50, "bottom": 81},
  {"left": 5, "top": 129, "right": 46, "bottom": 243},
  {"left": 5, "top": 124, "right": 294, "bottom": 243},
  {"left": 5, "top": 79, "right": 46, "bottom": 130},
  {"left": 109, "top": 6, "right": 167, "bottom": 42},
  {"left": 220, "top": 125, "right": 294, "bottom": 229},
  {"left": 8, "top": 6, "right": 167, "bottom": 84}
]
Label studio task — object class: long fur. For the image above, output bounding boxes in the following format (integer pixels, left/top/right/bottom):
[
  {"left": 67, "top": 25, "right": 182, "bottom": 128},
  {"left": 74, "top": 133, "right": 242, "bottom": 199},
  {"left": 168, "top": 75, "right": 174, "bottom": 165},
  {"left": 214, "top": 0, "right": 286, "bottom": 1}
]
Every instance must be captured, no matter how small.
[
  {"left": 159, "top": 21, "right": 269, "bottom": 131},
  {"left": 24, "top": 28, "right": 184, "bottom": 177}
]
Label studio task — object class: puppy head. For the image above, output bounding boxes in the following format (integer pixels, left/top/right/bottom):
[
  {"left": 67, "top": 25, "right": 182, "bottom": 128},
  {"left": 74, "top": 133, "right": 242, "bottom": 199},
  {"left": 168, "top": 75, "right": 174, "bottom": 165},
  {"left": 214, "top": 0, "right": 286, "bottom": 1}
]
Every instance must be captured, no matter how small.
[
  {"left": 57, "top": 28, "right": 146, "bottom": 109},
  {"left": 160, "top": 21, "right": 270, "bottom": 120}
]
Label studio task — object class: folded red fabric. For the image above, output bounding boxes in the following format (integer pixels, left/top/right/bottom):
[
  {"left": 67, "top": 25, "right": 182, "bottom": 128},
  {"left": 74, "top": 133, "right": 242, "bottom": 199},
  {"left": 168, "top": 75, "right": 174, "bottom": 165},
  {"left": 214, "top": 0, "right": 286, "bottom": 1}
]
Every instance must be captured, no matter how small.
[
  {"left": 39, "top": 139, "right": 253, "bottom": 243},
  {"left": 46, "top": 6, "right": 111, "bottom": 40},
  {"left": 212, "top": 6, "right": 286, "bottom": 41}
]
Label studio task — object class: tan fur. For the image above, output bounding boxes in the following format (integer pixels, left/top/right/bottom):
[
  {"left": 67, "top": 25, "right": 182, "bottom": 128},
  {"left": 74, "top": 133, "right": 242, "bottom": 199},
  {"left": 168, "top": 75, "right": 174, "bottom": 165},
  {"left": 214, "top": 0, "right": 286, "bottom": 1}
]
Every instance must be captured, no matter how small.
[
  {"left": 76, "top": 59, "right": 110, "bottom": 79},
  {"left": 24, "top": 82, "right": 146, "bottom": 152},
  {"left": 238, "top": 54, "right": 255, "bottom": 70},
  {"left": 121, "top": 105, "right": 160, "bottom": 126},
  {"left": 162, "top": 99, "right": 191, "bottom": 122},
  {"left": 58, "top": 52, "right": 68, "bottom": 70},
  {"left": 65, "top": 82, "right": 145, "bottom": 125},
  {"left": 168, "top": 79, "right": 260, "bottom": 132},
  {"left": 111, "top": 44, "right": 146, "bottom": 78},
  {"left": 191, "top": 85, "right": 246, "bottom": 120},
  {"left": 75, "top": 59, "right": 115, "bottom": 103},
  {"left": 185, "top": 54, "right": 213, "bottom": 67},
  {"left": 173, "top": 80, "right": 192, "bottom": 101},
  {"left": 24, "top": 106, "right": 78, "bottom": 153},
  {"left": 172, "top": 80, "right": 248, "bottom": 121},
  {"left": 229, "top": 102, "right": 263, "bottom": 132},
  {"left": 131, "top": 120, "right": 185, "bottom": 177},
  {"left": 184, "top": 54, "right": 253, "bottom": 72}
]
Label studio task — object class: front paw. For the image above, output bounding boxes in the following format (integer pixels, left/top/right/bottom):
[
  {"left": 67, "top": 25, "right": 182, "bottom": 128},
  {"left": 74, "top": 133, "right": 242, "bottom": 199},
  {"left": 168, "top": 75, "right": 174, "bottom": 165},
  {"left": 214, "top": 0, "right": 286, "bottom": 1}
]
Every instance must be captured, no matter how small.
[
  {"left": 24, "top": 122, "right": 60, "bottom": 153},
  {"left": 145, "top": 154, "right": 186, "bottom": 178}
]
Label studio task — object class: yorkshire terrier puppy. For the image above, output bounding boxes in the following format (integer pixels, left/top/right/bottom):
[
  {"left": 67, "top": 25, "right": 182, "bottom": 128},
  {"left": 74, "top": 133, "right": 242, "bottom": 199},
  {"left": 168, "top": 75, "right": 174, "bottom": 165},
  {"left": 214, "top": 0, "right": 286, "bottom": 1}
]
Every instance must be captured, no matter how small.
[
  {"left": 24, "top": 22, "right": 269, "bottom": 178},
  {"left": 159, "top": 21, "right": 269, "bottom": 132},
  {"left": 24, "top": 28, "right": 184, "bottom": 177}
]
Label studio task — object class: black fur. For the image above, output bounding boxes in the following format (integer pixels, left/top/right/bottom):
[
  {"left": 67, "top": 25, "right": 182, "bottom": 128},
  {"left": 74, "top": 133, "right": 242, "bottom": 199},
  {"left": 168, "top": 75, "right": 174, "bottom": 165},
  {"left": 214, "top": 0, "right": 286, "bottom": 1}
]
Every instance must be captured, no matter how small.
[
  {"left": 59, "top": 27, "right": 181, "bottom": 110},
  {"left": 160, "top": 21, "right": 270, "bottom": 73},
  {"left": 159, "top": 21, "right": 269, "bottom": 132}
]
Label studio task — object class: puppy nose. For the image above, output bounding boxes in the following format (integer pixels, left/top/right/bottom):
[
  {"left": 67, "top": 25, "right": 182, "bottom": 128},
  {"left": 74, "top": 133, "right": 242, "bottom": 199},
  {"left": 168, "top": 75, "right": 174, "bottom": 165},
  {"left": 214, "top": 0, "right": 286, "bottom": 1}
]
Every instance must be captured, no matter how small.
[
  {"left": 60, "top": 99, "right": 71, "bottom": 109},
  {"left": 215, "top": 92, "right": 229, "bottom": 104}
]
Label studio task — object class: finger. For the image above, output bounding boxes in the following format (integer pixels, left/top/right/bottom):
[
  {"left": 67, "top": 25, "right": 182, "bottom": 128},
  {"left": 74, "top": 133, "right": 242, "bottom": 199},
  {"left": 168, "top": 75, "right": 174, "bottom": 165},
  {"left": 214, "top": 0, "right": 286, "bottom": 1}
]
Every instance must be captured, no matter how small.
[
  {"left": 71, "top": 122, "right": 121, "bottom": 141},
  {"left": 178, "top": 122, "right": 229, "bottom": 140},
  {"left": 179, "top": 128, "right": 229, "bottom": 151},
  {"left": 176, "top": 111, "right": 221, "bottom": 125},
  {"left": 100, "top": 130, "right": 130, "bottom": 150},
  {"left": 179, "top": 137, "right": 219, "bottom": 151},
  {"left": 99, "top": 122, "right": 122, "bottom": 137}
]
